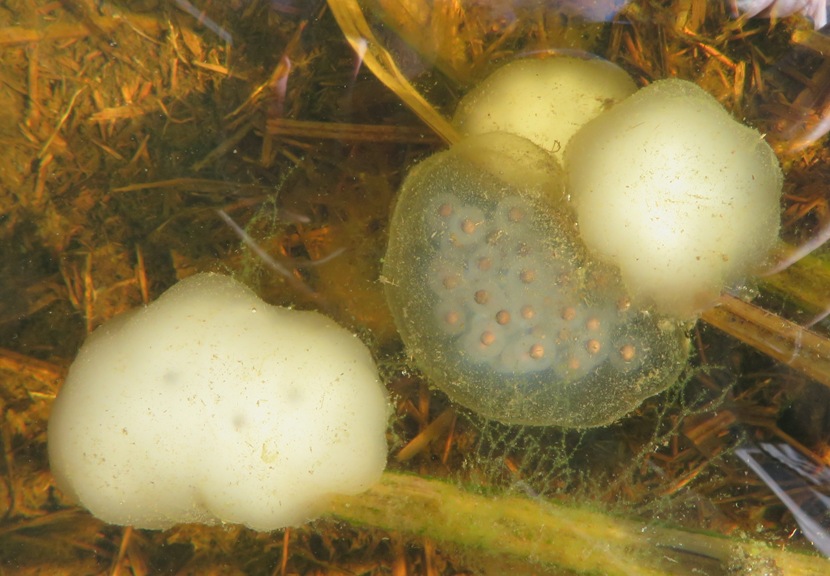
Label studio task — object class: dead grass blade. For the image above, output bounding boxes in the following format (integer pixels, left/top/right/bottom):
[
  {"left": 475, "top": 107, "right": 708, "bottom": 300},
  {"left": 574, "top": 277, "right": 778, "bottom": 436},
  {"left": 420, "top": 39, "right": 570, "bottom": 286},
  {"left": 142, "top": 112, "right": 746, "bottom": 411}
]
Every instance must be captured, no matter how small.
[
  {"left": 326, "top": 0, "right": 460, "bottom": 145},
  {"left": 702, "top": 294, "right": 830, "bottom": 388}
]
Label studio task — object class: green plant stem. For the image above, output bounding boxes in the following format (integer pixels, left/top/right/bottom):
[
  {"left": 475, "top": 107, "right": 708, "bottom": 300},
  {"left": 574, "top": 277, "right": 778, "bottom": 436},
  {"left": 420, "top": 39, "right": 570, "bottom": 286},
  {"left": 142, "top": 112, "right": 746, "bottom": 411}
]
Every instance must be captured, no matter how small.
[
  {"left": 328, "top": 472, "right": 829, "bottom": 575},
  {"left": 762, "top": 252, "right": 830, "bottom": 319}
]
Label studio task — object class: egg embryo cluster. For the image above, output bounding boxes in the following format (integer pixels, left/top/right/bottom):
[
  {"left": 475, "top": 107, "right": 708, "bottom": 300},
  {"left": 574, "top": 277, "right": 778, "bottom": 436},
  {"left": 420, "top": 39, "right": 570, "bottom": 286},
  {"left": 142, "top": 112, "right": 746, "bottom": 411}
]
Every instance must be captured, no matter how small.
[
  {"left": 427, "top": 192, "right": 636, "bottom": 380},
  {"left": 383, "top": 133, "right": 690, "bottom": 427}
]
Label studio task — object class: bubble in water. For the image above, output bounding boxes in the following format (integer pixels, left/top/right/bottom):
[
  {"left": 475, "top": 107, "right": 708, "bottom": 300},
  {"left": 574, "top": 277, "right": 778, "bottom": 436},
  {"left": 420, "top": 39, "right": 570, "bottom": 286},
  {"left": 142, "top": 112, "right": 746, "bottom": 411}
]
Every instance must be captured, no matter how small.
[{"left": 383, "top": 133, "right": 690, "bottom": 427}]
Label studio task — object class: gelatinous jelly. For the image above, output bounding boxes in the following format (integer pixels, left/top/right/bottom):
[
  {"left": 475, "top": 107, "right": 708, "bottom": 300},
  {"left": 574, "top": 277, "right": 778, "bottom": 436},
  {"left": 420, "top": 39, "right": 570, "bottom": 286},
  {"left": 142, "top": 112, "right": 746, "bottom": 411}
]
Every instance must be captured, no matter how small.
[{"left": 383, "top": 133, "right": 690, "bottom": 427}]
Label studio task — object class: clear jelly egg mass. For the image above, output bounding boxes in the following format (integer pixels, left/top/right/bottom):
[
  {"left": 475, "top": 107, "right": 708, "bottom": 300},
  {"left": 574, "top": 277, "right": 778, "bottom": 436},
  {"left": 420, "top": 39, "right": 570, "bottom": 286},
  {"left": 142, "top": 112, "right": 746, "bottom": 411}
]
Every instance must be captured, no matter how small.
[{"left": 383, "top": 133, "right": 690, "bottom": 427}]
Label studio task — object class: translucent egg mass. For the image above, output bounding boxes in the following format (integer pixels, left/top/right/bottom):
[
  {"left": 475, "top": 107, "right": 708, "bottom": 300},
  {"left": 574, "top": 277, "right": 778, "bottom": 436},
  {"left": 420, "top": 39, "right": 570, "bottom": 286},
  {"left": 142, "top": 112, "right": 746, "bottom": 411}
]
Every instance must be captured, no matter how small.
[{"left": 383, "top": 133, "right": 690, "bottom": 427}]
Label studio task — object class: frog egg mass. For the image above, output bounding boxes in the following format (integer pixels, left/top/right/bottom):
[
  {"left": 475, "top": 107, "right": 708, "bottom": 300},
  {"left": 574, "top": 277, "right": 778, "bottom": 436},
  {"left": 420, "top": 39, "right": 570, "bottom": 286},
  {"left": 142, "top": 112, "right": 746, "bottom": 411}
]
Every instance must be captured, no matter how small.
[
  {"left": 565, "top": 78, "right": 783, "bottom": 317},
  {"left": 383, "top": 134, "right": 690, "bottom": 427},
  {"left": 452, "top": 55, "right": 637, "bottom": 161},
  {"left": 48, "top": 273, "right": 389, "bottom": 531},
  {"left": 385, "top": 68, "right": 783, "bottom": 426}
]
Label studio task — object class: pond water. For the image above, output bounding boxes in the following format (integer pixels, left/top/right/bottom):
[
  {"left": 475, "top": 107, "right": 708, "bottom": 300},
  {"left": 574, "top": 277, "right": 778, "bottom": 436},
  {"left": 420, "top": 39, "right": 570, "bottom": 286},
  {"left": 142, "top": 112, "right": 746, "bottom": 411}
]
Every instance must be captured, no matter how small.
[{"left": 1, "top": 0, "right": 830, "bottom": 574}]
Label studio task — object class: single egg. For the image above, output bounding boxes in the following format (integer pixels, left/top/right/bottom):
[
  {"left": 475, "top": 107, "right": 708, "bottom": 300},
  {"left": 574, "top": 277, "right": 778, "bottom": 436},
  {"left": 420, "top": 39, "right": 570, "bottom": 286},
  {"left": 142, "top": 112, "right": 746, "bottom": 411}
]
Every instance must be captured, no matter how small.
[
  {"left": 565, "top": 78, "right": 783, "bottom": 318},
  {"left": 452, "top": 54, "right": 637, "bottom": 161},
  {"left": 383, "top": 133, "right": 690, "bottom": 427}
]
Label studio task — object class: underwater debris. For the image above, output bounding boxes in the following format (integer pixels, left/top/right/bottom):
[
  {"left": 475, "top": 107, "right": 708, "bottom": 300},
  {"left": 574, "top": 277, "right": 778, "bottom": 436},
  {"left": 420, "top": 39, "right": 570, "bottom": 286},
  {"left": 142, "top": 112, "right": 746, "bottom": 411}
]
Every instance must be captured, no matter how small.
[{"left": 736, "top": 442, "right": 830, "bottom": 557}]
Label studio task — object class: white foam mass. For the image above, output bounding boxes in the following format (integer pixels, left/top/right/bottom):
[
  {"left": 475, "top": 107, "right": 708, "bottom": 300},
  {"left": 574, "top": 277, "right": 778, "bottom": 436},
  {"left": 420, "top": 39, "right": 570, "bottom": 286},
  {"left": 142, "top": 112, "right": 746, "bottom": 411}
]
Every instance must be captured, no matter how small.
[
  {"left": 565, "top": 78, "right": 782, "bottom": 318},
  {"left": 452, "top": 55, "right": 637, "bottom": 160},
  {"left": 48, "top": 273, "right": 389, "bottom": 531}
]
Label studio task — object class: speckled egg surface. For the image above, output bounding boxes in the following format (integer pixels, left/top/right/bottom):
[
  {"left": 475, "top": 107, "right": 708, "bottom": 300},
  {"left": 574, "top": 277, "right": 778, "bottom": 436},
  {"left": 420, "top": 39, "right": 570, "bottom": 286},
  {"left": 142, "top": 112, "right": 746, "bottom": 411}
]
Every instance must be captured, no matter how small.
[{"left": 383, "top": 133, "right": 690, "bottom": 427}]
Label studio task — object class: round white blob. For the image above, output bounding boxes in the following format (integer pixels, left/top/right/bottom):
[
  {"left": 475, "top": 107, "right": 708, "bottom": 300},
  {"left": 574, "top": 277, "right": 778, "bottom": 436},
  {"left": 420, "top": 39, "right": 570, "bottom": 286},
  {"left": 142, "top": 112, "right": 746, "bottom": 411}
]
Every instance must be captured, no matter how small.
[
  {"left": 48, "top": 273, "right": 389, "bottom": 531},
  {"left": 565, "top": 78, "right": 783, "bottom": 318},
  {"left": 452, "top": 55, "right": 637, "bottom": 160}
]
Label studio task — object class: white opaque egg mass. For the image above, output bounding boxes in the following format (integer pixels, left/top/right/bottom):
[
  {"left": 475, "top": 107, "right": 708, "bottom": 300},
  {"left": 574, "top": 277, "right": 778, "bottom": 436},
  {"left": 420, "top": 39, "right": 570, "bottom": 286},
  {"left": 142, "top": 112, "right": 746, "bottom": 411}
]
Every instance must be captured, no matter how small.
[
  {"left": 452, "top": 55, "right": 637, "bottom": 161},
  {"left": 47, "top": 273, "right": 389, "bottom": 531},
  {"left": 565, "top": 78, "right": 783, "bottom": 318}
]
